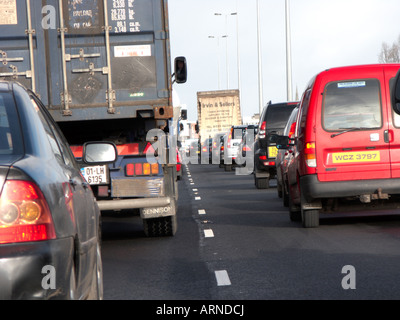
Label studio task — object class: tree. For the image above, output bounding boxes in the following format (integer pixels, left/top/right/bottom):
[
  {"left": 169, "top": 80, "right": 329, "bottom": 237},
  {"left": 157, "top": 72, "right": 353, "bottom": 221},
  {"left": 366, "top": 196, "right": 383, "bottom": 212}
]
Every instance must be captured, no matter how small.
[{"left": 379, "top": 35, "right": 400, "bottom": 63}]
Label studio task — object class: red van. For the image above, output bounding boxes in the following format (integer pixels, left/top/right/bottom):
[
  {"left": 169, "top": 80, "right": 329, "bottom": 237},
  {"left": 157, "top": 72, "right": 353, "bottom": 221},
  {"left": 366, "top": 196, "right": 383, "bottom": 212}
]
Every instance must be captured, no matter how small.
[{"left": 281, "top": 64, "right": 400, "bottom": 227}]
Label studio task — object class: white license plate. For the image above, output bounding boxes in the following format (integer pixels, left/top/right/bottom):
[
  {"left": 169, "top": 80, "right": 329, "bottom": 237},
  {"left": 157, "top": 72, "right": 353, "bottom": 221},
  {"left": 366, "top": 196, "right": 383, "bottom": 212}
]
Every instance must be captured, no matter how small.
[{"left": 81, "top": 165, "right": 108, "bottom": 185}]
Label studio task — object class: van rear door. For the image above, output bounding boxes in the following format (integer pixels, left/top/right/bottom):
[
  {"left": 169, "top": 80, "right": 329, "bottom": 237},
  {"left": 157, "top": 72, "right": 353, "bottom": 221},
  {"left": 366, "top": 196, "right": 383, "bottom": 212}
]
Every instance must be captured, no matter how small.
[{"left": 316, "top": 67, "right": 391, "bottom": 182}]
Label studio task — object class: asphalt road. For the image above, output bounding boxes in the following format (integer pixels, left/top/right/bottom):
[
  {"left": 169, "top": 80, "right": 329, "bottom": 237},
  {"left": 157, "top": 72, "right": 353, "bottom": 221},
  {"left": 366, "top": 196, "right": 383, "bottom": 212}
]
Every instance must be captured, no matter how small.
[{"left": 101, "top": 163, "right": 400, "bottom": 301}]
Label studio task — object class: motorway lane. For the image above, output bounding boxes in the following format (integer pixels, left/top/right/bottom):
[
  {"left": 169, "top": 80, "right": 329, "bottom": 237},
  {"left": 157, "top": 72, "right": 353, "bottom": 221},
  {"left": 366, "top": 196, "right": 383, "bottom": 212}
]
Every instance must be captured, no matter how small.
[{"left": 101, "top": 163, "right": 400, "bottom": 300}]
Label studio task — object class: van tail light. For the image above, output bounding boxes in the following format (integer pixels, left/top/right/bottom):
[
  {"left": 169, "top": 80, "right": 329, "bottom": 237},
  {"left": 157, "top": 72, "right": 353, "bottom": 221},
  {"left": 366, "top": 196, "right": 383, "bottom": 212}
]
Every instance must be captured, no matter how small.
[
  {"left": 0, "top": 180, "right": 56, "bottom": 244},
  {"left": 259, "top": 121, "right": 266, "bottom": 138},
  {"left": 305, "top": 141, "right": 316, "bottom": 167}
]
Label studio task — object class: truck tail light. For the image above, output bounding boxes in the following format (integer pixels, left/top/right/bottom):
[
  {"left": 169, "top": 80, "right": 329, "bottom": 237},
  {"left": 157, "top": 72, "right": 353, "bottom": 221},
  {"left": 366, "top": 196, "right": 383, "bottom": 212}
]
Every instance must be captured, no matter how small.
[
  {"left": 0, "top": 180, "right": 56, "bottom": 244},
  {"left": 305, "top": 142, "right": 316, "bottom": 167},
  {"left": 259, "top": 121, "right": 266, "bottom": 138},
  {"left": 125, "top": 163, "right": 159, "bottom": 176},
  {"left": 151, "top": 164, "right": 159, "bottom": 174}
]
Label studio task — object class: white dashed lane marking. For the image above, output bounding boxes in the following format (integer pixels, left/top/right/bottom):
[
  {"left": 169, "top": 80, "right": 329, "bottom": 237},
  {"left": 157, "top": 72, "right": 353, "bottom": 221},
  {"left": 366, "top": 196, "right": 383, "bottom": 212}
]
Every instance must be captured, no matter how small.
[{"left": 215, "top": 270, "right": 231, "bottom": 286}]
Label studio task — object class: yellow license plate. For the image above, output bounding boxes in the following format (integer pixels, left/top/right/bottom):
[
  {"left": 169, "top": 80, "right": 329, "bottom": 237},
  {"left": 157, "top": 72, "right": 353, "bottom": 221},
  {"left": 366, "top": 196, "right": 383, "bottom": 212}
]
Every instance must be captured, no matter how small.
[
  {"left": 268, "top": 146, "right": 278, "bottom": 158},
  {"left": 332, "top": 151, "right": 380, "bottom": 163}
]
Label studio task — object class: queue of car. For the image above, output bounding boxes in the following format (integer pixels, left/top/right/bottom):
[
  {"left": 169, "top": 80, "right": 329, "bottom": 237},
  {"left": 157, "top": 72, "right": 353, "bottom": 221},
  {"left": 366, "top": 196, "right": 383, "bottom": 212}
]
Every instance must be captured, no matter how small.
[{"left": 194, "top": 63, "right": 400, "bottom": 230}]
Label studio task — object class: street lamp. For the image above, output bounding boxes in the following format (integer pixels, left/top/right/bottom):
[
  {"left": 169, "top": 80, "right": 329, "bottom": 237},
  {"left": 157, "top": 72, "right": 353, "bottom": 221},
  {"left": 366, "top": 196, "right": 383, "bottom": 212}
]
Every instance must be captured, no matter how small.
[
  {"left": 208, "top": 35, "right": 225, "bottom": 90},
  {"left": 257, "top": 0, "right": 263, "bottom": 115},
  {"left": 285, "top": 0, "right": 293, "bottom": 101}
]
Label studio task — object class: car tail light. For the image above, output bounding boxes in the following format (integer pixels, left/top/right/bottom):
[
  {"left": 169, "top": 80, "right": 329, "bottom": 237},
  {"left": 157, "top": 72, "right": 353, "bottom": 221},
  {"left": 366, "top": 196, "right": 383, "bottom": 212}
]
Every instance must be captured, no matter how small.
[
  {"left": 259, "top": 155, "right": 267, "bottom": 160},
  {"left": 263, "top": 161, "right": 276, "bottom": 166},
  {"left": 0, "top": 180, "right": 56, "bottom": 244},
  {"left": 305, "top": 142, "right": 316, "bottom": 167},
  {"left": 288, "top": 122, "right": 296, "bottom": 138},
  {"left": 227, "top": 129, "right": 233, "bottom": 148},
  {"left": 259, "top": 121, "right": 266, "bottom": 138}
]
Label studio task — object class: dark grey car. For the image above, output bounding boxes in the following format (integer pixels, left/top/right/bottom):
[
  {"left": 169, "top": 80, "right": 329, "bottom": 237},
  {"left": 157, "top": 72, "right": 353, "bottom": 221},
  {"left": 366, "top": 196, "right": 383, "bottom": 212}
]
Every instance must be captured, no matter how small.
[{"left": 0, "top": 81, "right": 116, "bottom": 299}]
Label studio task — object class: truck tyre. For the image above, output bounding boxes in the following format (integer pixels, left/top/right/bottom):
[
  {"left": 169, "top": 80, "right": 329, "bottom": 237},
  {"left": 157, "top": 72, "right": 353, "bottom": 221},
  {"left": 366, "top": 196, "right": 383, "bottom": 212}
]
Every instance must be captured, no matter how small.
[
  {"left": 143, "top": 215, "right": 177, "bottom": 237},
  {"left": 302, "top": 209, "right": 319, "bottom": 228}
]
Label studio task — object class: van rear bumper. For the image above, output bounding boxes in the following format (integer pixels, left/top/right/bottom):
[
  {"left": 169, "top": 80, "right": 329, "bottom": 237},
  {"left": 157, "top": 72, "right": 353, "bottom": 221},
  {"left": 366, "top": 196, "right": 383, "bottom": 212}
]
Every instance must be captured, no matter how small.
[{"left": 300, "top": 175, "right": 400, "bottom": 201}]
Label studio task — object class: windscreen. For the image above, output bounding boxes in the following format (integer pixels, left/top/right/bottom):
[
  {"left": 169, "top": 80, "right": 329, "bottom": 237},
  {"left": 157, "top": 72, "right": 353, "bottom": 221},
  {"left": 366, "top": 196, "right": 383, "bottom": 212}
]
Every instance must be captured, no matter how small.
[
  {"left": 266, "top": 105, "right": 297, "bottom": 130},
  {"left": 323, "top": 79, "right": 382, "bottom": 130}
]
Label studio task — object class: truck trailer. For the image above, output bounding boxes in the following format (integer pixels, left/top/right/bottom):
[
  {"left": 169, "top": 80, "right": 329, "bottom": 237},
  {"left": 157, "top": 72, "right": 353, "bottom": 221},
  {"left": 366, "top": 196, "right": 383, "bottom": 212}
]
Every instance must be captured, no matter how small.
[{"left": 0, "top": 0, "right": 187, "bottom": 236}]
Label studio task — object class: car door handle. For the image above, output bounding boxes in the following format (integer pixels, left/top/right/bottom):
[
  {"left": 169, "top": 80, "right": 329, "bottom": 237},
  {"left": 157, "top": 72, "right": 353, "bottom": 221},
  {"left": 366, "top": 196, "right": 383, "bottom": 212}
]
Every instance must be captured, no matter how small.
[{"left": 384, "top": 130, "right": 392, "bottom": 143}]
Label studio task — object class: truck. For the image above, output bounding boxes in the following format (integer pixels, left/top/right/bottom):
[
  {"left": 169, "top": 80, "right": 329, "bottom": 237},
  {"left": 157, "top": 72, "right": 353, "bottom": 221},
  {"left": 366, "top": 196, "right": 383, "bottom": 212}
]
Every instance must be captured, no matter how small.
[
  {"left": 0, "top": 0, "right": 187, "bottom": 237},
  {"left": 197, "top": 90, "right": 242, "bottom": 141},
  {"left": 196, "top": 90, "right": 242, "bottom": 164}
]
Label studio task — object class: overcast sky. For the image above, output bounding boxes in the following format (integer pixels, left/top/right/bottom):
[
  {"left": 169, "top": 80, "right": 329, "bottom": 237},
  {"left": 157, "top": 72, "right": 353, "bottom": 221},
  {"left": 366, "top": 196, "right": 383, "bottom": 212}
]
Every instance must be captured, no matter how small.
[{"left": 168, "top": 0, "right": 400, "bottom": 121}]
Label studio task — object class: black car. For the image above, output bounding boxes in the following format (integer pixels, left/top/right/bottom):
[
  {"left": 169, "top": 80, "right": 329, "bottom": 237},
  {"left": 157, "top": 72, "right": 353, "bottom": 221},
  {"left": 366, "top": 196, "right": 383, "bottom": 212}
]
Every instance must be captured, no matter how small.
[
  {"left": 0, "top": 81, "right": 117, "bottom": 299},
  {"left": 253, "top": 101, "right": 298, "bottom": 189}
]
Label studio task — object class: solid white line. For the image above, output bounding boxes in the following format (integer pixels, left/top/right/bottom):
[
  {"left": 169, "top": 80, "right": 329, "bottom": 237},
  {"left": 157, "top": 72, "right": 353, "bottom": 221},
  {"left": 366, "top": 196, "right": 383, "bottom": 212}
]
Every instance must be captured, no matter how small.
[
  {"left": 215, "top": 270, "right": 231, "bottom": 286},
  {"left": 198, "top": 209, "right": 206, "bottom": 215},
  {"left": 204, "top": 229, "right": 214, "bottom": 238}
]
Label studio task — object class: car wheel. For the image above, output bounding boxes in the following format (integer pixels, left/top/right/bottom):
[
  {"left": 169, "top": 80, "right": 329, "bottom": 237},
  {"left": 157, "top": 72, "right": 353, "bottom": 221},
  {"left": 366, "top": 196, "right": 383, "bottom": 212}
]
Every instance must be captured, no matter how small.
[
  {"left": 255, "top": 177, "right": 269, "bottom": 189},
  {"left": 302, "top": 209, "right": 319, "bottom": 228},
  {"left": 277, "top": 180, "right": 283, "bottom": 198},
  {"left": 87, "top": 241, "right": 104, "bottom": 300},
  {"left": 288, "top": 188, "right": 301, "bottom": 221}
]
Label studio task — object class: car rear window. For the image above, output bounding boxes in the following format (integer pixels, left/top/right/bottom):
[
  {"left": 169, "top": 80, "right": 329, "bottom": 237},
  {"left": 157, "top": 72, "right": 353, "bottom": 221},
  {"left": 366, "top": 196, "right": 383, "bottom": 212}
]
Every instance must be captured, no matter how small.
[
  {"left": 266, "top": 105, "right": 297, "bottom": 129},
  {"left": 323, "top": 79, "right": 382, "bottom": 131},
  {"left": 0, "top": 92, "right": 23, "bottom": 157}
]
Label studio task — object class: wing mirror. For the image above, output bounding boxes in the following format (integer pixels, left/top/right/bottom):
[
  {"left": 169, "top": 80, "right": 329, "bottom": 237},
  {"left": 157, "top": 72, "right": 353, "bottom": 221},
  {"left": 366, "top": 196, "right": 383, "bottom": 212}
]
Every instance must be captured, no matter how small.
[
  {"left": 83, "top": 142, "right": 117, "bottom": 164},
  {"left": 174, "top": 56, "right": 187, "bottom": 84}
]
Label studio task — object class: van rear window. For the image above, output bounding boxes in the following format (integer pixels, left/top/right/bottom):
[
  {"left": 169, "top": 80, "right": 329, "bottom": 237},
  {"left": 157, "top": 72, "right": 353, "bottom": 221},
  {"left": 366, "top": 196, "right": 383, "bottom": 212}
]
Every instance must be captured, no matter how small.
[{"left": 323, "top": 79, "right": 382, "bottom": 130}]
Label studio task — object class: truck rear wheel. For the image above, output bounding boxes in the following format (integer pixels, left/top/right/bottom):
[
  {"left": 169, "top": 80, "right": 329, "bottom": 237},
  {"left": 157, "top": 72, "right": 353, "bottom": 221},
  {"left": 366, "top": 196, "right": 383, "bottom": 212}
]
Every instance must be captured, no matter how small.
[{"left": 143, "top": 215, "right": 177, "bottom": 237}]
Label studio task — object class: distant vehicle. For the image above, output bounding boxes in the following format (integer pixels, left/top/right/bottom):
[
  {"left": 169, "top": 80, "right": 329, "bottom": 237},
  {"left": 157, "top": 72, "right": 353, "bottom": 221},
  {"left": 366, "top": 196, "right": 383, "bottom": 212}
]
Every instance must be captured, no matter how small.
[
  {"left": 275, "top": 106, "right": 298, "bottom": 207},
  {"left": 200, "top": 138, "right": 213, "bottom": 164},
  {"left": 236, "top": 125, "right": 257, "bottom": 172},
  {"left": 277, "top": 64, "right": 400, "bottom": 227},
  {"left": 0, "top": 81, "right": 116, "bottom": 299},
  {"left": 253, "top": 101, "right": 298, "bottom": 188},
  {"left": 211, "top": 133, "right": 226, "bottom": 165},
  {"left": 224, "top": 125, "right": 253, "bottom": 171}
]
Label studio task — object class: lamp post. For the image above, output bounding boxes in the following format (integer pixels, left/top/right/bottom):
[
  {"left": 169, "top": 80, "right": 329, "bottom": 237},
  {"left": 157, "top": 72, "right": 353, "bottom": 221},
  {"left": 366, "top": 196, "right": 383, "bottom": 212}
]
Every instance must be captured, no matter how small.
[
  {"left": 257, "top": 0, "right": 263, "bottom": 115},
  {"left": 285, "top": 0, "right": 293, "bottom": 101},
  {"left": 208, "top": 35, "right": 224, "bottom": 90}
]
